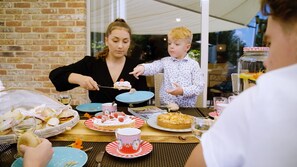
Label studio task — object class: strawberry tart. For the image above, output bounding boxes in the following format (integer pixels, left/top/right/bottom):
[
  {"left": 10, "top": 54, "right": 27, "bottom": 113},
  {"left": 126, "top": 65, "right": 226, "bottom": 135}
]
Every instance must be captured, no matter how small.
[{"left": 93, "top": 112, "right": 135, "bottom": 131}]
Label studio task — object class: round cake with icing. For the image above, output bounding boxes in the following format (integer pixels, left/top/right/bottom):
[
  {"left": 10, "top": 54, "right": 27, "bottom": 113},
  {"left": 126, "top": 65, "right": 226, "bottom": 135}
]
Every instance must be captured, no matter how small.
[
  {"left": 113, "top": 79, "right": 131, "bottom": 90},
  {"left": 93, "top": 112, "right": 135, "bottom": 131},
  {"left": 157, "top": 112, "right": 193, "bottom": 129}
]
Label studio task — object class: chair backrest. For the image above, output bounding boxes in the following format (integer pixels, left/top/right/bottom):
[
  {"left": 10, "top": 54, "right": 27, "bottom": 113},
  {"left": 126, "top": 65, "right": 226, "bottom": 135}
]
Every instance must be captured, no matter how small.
[
  {"left": 154, "top": 73, "right": 164, "bottom": 107},
  {"left": 231, "top": 73, "right": 240, "bottom": 94},
  {"left": 195, "top": 94, "right": 203, "bottom": 107},
  {"left": 146, "top": 76, "right": 154, "bottom": 88}
]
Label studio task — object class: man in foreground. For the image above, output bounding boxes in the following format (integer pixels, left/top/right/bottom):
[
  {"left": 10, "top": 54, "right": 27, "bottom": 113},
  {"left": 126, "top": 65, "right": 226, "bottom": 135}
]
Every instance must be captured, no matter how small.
[{"left": 185, "top": 0, "right": 297, "bottom": 166}]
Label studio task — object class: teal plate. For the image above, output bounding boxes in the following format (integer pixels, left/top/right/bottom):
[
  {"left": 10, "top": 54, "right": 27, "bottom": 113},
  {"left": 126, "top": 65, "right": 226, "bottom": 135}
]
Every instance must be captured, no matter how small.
[
  {"left": 11, "top": 147, "right": 88, "bottom": 167},
  {"left": 115, "top": 91, "right": 154, "bottom": 104},
  {"left": 76, "top": 103, "right": 102, "bottom": 112}
]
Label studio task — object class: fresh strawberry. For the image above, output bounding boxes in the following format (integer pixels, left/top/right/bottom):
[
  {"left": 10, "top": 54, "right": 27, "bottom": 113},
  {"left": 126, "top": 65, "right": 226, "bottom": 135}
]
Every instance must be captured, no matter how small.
[
  {"left": 109, "top": 115, "right": 114, "bottom": 119},
  {"left": 113, "top": 113, "right": 118, "bottom": 118},
  {"left": 95, "top": 115, "right": 102, "bottom": 119},
  {"left": 120, "top": 78, "right": 124, "bottom": 82},
  {"left": 118, "top": 117, "right": 124, "bottom": 122}
]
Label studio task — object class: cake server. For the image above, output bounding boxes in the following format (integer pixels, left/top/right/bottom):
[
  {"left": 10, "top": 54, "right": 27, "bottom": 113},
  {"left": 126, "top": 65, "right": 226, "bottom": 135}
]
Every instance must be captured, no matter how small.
[
  {"left": 96, "top": 151, "right": 105, "bottom": 167},
  {"left": 97, "top": 84, "right": 116, "bottom": 89}
]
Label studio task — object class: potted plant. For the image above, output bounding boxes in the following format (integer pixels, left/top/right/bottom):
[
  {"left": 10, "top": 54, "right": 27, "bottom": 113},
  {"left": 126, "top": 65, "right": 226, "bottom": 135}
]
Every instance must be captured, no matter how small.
[{"left": 188, "top": 49, "right": 201, "bottom": 62}]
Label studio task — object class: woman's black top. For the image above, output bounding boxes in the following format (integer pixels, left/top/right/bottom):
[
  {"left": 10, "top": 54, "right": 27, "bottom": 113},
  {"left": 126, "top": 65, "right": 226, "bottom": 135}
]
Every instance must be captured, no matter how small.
[{"left": 49, "top": 56, "right": 148, "bottom": 106}]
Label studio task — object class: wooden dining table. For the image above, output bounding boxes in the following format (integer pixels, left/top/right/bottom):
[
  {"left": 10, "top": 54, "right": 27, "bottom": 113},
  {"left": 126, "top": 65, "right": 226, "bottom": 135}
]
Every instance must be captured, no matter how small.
[{"left": 0, "top": 107, "right": 212, "bottom": 167}]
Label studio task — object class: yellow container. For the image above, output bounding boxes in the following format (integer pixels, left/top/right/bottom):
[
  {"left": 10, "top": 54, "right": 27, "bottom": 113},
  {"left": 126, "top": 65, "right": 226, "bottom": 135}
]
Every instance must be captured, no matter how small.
[{"left": 238, "top": 47, "right": 269, "bottom": 91}]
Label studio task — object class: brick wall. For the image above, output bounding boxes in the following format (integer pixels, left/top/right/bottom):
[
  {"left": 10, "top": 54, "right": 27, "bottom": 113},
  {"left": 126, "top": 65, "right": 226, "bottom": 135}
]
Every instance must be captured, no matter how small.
[{"left": 0, "top": 0, "right": 89, "bottom": 105}]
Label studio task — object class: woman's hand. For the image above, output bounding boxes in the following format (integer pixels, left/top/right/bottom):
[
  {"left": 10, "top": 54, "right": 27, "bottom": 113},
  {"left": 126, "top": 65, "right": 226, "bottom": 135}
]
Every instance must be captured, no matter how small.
[
  {"left": 129, "top": 65, "right": 145, "bottom": 79},
  {"left": 21, "top": 138, "right": 54, "bottom": 167},
  {"left": 68, "top": 73, "right": 99, "bottom": 90}
]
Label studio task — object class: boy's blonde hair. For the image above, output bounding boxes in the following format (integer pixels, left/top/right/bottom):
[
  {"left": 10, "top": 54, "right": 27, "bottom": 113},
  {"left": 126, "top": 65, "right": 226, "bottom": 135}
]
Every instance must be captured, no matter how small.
[{"left": 168, "top": 26, "right": 193, "bottom": 44}]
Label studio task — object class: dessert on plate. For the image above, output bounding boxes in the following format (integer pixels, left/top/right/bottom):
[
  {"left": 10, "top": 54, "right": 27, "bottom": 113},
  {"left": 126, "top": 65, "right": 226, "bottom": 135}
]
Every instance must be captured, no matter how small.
[
  {"left": 92, "top": 112, "right": 135, "bottom": 131},
  {"left": 157, "top": 112, "right": 193, "bottom": 129},
  {"left": 166, "top": 103, "right": 179, "bottom": 111},
  {"left": 113, "top": 79, "right": 132, "bottom": 90}
]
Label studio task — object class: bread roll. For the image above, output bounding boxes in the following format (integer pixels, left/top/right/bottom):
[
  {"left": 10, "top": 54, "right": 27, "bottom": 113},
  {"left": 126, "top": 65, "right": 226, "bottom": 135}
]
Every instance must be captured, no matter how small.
[
  {"left": 17, "top": 131, "right": 41, "bottom": 157},
  {"left": 58, "top": 110, "right": 74, "bottom": 124}
]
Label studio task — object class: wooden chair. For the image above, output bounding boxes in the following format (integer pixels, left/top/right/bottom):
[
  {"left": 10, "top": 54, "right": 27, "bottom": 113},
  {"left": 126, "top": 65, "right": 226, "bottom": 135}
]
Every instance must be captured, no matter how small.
[
  {"left": 146, "top": 76, "right": 155, "bottom": 88},
  {"left": 154, "top": 73, "right": 164, "bottom": 107},
  {"left": 146, "top": 76, "right": 155, "bottom": 105},
  {"left": 196, "top": 94, "right": 203, "bottom": 107}
]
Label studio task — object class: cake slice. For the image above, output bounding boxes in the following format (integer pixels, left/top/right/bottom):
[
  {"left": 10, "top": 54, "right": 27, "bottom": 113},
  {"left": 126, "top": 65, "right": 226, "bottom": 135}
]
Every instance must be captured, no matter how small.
[{"left": 113, "top": 79, "right": 132, "bottom": 90}]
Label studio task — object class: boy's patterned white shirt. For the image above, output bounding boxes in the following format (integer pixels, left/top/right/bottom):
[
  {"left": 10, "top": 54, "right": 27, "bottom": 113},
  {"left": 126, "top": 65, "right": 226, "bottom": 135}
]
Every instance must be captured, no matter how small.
[{"left": 142, "top": 55, "right": 204, "bottom": 107}]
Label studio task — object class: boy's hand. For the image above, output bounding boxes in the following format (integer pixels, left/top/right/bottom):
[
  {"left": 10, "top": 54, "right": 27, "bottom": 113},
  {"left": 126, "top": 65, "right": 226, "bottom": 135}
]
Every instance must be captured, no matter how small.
[
  {"left": 166, "top": 83, "right": 183, "bottom": 96},
  {"left": 129, "top": 65, "right": 145, "bottom": 79}
]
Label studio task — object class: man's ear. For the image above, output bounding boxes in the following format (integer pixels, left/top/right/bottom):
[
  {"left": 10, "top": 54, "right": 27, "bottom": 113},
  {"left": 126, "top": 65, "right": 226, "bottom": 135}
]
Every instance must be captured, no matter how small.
[{"left": 186, "top": 43, "right": 191, "bottom": 51}]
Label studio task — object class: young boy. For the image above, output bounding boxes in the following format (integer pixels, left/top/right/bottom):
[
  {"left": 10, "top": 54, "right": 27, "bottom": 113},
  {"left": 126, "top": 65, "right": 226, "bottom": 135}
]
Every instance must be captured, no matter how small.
[{"left": 130, "top": 26, "right": 205, "bottom": 107}]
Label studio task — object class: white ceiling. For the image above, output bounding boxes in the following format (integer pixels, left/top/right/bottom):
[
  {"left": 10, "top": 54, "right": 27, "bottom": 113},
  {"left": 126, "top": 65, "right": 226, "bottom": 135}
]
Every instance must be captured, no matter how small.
[{"left": 89, "top": 0, "right": 259, "bottom": 34}]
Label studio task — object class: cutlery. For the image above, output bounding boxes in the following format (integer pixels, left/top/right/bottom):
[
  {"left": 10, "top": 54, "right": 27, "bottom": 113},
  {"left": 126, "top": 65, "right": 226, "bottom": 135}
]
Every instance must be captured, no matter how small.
[
  {"left": 83, "top": 147, "right": 93, "bottom": 152},
  {"left": 96, "top": 151, "right": 105, "bottom": 167},
  {"left": 98, "top": 85, "right": 116, "bottom": 89},
  {"left": 64, "top": 161, "right": 78, "bottom": 167}
]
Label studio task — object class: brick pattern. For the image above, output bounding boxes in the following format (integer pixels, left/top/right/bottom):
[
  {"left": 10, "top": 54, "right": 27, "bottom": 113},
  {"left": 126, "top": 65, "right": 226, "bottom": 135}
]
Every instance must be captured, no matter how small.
[{"left": 0, "top": 0, "right": 88, "bottom": 105}]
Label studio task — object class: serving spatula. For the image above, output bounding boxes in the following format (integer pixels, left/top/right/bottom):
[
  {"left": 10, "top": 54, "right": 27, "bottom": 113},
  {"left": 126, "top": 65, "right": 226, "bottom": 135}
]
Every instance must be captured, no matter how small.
[{"left": 96, "top": 151, "right": 105, "bottom": 167}]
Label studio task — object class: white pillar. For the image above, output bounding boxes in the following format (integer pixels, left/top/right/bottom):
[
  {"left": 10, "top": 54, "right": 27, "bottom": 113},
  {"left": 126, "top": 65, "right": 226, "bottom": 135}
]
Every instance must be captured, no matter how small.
[
  {"left": 86, "top": 0, "right": 90, "bottom": 55},
  {"left": 117, "top": 0, "right": 126, "bottom": 19},
  {"left": 200, "top": 0, "right": 209, "bottom": 107}
]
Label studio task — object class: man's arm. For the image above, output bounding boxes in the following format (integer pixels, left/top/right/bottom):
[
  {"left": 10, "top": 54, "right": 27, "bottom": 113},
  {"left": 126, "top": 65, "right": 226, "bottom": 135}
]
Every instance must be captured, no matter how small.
[{"left": 185, "top": 144, "right": 207, "bottom": 167}]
